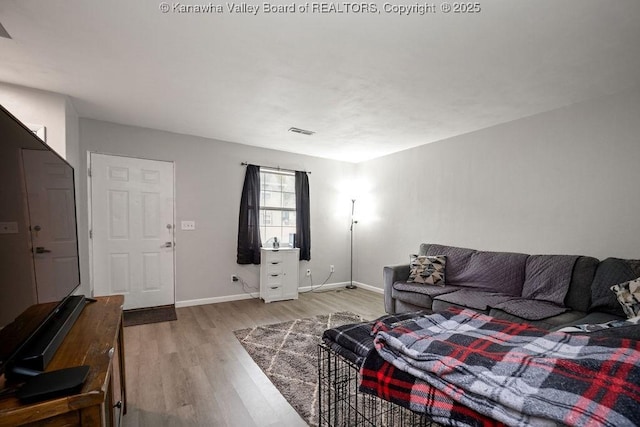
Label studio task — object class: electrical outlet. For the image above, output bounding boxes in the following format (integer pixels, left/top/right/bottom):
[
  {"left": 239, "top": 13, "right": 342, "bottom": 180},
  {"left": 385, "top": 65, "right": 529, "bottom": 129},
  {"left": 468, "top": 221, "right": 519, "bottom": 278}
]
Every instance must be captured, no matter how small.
[
  {"left": 181, "top": 220, "right": 196, "bottom": 230},
  {"left": 306, "top": 269, "right": 311, "bottom": 277},
  {"left": 330, "top": 265, "right": 335, "bottom": 273},
  {"left": 231, "top": 274, "right": 239, "bottom": 282}
]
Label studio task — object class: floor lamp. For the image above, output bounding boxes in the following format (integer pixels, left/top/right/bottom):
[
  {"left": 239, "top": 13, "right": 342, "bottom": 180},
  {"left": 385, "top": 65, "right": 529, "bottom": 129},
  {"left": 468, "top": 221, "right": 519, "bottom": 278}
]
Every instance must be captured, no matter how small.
[{"left": 346, "top": 199, "right": 358, "bottom": 289}]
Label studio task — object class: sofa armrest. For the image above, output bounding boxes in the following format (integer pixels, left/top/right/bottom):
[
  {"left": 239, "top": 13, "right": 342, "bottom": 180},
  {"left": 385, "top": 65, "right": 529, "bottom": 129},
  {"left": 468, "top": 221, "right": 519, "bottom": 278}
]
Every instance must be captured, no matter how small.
[{"left": 383, "top": 264, "right": 410, "bottom": 314}]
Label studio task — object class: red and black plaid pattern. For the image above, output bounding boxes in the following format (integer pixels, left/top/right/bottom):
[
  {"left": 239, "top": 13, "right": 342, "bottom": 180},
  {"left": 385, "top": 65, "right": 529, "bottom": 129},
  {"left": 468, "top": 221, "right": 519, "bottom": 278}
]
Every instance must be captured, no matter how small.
[
  {"left": 322, "top": 311, "right": 431, "bottom": 365},
  {"left": 361, "top": 308, "right": 640, "bottom": 426},
  {"left": 361, "top": 348, "right": 506, "bottom": 427}
]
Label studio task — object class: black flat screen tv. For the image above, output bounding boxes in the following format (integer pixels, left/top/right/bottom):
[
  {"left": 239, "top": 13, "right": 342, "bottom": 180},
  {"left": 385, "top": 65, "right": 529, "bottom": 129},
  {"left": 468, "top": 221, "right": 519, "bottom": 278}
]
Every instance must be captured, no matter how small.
[{"left": 0, "top": 105, "right": 83, "bottom": 380}]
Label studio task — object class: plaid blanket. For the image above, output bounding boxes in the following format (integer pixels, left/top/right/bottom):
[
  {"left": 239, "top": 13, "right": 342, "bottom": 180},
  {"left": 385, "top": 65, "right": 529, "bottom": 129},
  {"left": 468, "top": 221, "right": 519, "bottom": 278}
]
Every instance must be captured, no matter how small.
[
  {"left": 361, "top": 309, "right": 640, "bottom": 427},
  {"left": 321, "top": 311, "right": 431, "bottom": 365}
]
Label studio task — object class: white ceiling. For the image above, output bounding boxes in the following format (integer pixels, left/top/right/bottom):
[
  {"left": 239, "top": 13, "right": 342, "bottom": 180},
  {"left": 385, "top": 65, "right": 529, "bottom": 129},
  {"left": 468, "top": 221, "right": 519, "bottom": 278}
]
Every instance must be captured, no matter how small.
[{"left": 0, "top": 1, "right": 639, "bottom": 163}]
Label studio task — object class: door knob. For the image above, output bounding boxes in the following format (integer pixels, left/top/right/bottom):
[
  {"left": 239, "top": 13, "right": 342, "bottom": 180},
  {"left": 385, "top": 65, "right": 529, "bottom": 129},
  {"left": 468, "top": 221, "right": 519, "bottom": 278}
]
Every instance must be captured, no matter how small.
[
  {"left": 163, "top": 242, "right": 174, "bottom": 248},
  {"left": 35, "top": 246, "right": 51, "bottom": 253}
]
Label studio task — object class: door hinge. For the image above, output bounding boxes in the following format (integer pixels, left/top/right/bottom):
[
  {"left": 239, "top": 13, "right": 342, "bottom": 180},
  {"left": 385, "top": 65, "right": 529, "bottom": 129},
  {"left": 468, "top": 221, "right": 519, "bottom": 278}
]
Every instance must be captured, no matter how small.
[
  {"left": 88, "top": 167, "right": 92, "bottom": 177},
  {"left": 89, "top": 229, "right": 93, "bottom": 239}
]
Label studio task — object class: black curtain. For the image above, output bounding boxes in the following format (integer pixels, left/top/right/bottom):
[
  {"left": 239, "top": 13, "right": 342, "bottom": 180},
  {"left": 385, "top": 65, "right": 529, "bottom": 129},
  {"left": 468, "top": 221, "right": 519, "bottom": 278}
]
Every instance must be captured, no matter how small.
[
  {"left": 295, "top": 171, "right": 311, "bottom": 261},
  {"left": 237, "top": 164, "right": 262, "bottom": 264}
]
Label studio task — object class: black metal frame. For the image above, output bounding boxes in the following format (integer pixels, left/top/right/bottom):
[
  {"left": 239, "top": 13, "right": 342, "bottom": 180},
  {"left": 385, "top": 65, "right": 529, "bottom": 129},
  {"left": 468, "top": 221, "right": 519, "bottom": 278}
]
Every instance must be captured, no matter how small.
[{"left": 317, "top": 344, "right": 440, "bottom": 427}]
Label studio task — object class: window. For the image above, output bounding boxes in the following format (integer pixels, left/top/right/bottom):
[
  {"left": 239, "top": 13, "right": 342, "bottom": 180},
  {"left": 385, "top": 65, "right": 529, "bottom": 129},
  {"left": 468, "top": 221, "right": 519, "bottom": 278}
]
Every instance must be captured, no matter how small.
[{"left": 260, "top": 169, "right": 296, "bottom": 248}]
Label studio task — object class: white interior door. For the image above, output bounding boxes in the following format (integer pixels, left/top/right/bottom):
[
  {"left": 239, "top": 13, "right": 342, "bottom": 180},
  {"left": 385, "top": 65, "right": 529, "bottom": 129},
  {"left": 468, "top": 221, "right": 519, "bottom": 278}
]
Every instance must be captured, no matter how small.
[
  {"left": 22, "top": 149, "right": 80, "bottom": 303},
  {"left": 90, "top": 153, "right": 175, "bottom": 310}
]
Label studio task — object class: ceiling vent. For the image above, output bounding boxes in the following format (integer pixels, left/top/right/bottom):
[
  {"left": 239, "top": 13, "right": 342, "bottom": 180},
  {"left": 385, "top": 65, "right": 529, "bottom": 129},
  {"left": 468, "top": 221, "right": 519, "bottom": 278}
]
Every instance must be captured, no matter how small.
[{"left": 288, "top": 127, "right": 315, "bottom": 136}]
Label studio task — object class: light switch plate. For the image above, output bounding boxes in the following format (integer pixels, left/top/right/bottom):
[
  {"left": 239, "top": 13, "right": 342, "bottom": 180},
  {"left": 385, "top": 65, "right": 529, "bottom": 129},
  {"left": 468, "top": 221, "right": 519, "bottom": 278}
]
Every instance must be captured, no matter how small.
[
  {"left": 0, "top": 222, "right": 18, "bottom": 234},
  {"left": 181, "top": 220, "right": 196, "bottom": 231}
]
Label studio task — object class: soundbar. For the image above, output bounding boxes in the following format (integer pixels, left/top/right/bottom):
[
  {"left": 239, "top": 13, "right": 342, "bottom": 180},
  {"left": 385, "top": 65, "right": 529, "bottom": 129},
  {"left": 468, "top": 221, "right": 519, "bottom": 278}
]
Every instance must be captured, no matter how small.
[{"left": 8, "top": 295, "right": 86, "bottom": 378}]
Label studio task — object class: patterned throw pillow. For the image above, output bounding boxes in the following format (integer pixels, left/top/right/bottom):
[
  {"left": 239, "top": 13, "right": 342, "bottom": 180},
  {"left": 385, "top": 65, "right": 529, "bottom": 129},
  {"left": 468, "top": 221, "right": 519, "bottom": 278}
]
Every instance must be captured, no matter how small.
[
  {"left": 407, "top": 255, "right": 446, "bottom": 286},
  {"left": 611, "top": 278, "right": 640, "bottom": 318}
]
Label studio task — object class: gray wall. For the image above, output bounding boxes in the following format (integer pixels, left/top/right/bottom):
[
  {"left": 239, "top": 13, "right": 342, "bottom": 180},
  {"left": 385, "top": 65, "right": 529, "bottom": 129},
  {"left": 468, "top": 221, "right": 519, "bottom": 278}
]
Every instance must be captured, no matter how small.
[
  {"left": 355, "top": 88, "right": 640, "bottom": 289},
  {"left": 79, "top": 119, "right": 356, "bottom": 304},
  {"left": 10, "top": 83, "right": 640, "bottom": 302},
  {"left": 0, "top": 83, "right": 68, "bottom": 158}
]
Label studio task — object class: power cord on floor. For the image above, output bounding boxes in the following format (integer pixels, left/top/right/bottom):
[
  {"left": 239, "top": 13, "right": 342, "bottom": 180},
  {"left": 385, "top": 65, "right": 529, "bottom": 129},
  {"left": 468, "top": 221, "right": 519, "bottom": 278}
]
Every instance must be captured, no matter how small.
[
  {"left": 299, "top": 271, "right": 334, "bottom": 293},
  {"left": 238, "top": 276, "right": 260, "bottom": 299}
]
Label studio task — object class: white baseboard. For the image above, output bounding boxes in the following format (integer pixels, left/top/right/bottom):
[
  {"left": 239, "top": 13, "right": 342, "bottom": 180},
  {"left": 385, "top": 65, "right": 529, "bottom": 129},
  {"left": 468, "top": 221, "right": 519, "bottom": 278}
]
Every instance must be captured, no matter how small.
[
  {"left": 299, "top": 281, "right": 383, "bottom": 293},
  {"left": 298, "top": 281, "right": 348, "bottom": 292},
  {"left": 175, "top": 293, "right": 256, "bottom": 308},
  {"left": 352, "top": 281, "right": 384, "bottom": 294},
  {"left": 176, "top": 281, "right": 384, "bottom": 308}
]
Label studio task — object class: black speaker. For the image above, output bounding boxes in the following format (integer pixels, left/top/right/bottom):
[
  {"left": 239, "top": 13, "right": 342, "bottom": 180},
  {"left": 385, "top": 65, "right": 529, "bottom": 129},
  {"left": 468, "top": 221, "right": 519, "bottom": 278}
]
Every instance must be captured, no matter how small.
[{"left": 17, "top": 365, "right": 90, "bottom": 404}]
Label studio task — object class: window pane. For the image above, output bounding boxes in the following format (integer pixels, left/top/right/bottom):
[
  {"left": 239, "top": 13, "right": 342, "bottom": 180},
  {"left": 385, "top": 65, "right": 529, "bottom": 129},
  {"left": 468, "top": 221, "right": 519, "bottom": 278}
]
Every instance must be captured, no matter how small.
[
  {"left": 271, "top": 211, "right": 284, "bottom": 227},
  {"left": 282, "top": 192, "right": 295, "bottom": 209},
  {"left": 262, "top": 227, "right": 297, "bottom": 248},
  {"left": 264, "top": 227, "right": 281, "bottom": 246},
  {"left": 282, "top": 175, "right": 295, "bottom": 193},
  {"left": 262, "top": 173, "right": 282, "bottom": 191},
  {"left": 262, "top": 190, "right": 282, "bottom": 208},
  {"left": 284, "top": 227, "right": 296, "bottom": 247},
  {"left": 282, "top": 211, "right": 296, "bottom": 226},
  {"left": 259, "top": 171, "right": 297, "bottom": 248},
  {"left": 263, "top": 210, "right": 273, "bottom": 225}
]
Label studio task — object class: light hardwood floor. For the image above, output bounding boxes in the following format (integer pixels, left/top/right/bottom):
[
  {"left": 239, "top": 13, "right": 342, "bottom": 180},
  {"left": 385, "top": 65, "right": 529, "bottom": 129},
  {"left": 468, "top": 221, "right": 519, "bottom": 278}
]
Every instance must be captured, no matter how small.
[{"left": 122, "top": 287, "right": 386, "bottom": 427}]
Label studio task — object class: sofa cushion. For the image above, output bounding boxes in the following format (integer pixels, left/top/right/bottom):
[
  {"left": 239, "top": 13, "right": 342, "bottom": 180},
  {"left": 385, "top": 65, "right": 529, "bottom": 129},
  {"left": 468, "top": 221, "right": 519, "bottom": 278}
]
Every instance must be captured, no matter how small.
[
  {"left": 393, "top": 282, "right": 460, "bottom": 298},
  {"left": 589, "top": 258, "right": 640, "bottom": 316},
  {"left": 550, "top": 313, "right": 639, "bottom": 340},
  {"left": 489, "top": 308, "right": 587, "bottom": 330},
  {"left": 407, "top": 255, "right": 446, "bottom": 286},
  {"left": 396, "top": 299, "right": 431, "bottom": 314},
  {"left": 611, "top": 278, "right": 640, "bottom": 318},
  {"left": 521, "top": 255, "right": 579, "bottom": 306},
  {"left": 551, "top": 312, "right": 624, "bottom": 329},
  {"left": 567, "top": 323, "right": 640, "bottom": 340},
  {"left": 425, "top": 244, "right": 527, "bottom": 295},
  {"left": 392, "top": 282, "right": 462, "bottom": 310},
  {"left": 432, "top": 299, "right": 490, "bottom": 314},
  {"left": 491, "top": 298, "right": 569, "bottom": 321},
  {"left": 563, "top": 256, "right": 599, "bottom": 312},
  {"left": 433, "top": 289, "right": 517, "bottom": 312}
]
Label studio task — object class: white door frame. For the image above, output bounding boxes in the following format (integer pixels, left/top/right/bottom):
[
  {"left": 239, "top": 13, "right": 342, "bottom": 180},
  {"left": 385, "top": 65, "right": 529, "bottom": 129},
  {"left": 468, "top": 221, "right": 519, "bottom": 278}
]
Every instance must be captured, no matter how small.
[{"left": 87, "top": 152, "right": 177, "bottom": 307}]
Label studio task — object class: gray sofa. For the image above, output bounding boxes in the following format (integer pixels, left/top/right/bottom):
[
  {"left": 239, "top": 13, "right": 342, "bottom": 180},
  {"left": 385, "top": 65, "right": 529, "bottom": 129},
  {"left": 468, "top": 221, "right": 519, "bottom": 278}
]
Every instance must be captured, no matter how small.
[{"left": 384, "top": 243, "right": 640, "bottom": 335}]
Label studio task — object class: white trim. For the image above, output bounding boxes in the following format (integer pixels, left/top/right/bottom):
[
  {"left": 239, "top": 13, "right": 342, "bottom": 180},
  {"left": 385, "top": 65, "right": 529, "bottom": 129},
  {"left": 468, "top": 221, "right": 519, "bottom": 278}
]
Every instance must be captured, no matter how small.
[
  {"left": 87, "top": 151, "right": 94, "bottom": 297},
  {"left": 298, "top": 281, "right": 348, "bottom": 292},
  {"left": 175, "top": 281, "right": 384, "bottom": 308},
  {"left": 176, "top": 293, "right": 256, "bottom": 307},
  {"left": 299, "top": 281, "right": 383, "bottom": 293},
  {"left": 352, "top": 281, "right": 384, "bottom": 294}
]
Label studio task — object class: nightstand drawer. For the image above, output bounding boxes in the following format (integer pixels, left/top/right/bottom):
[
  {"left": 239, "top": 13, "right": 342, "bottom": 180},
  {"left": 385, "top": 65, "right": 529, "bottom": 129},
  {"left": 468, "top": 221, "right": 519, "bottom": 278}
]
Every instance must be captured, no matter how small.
[
  {"left": 266, "top": 285, "right": 282, "bottom": 299},
  {"left": 265, "top": 252, "right": 284, "bottom": 264},
  {"left": 266, "top": 263, "right": 283, "bottom": 275},
  {"left": 266, "top": 273, "right": 282, "bottom": 286}
]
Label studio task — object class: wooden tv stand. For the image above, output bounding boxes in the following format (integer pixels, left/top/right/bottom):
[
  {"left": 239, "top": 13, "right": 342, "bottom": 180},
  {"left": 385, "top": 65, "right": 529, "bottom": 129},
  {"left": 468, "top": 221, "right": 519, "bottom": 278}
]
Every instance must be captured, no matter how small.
[{"left": 0, "top": 295, "right": 126, "bottom": 427}]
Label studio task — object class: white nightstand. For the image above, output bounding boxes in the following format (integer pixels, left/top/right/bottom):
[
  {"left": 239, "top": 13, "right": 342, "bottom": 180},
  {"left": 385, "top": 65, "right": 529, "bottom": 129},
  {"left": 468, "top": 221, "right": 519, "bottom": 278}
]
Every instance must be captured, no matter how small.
[{"left": 260, "top": 248, "right": 300, "bottom": 303}]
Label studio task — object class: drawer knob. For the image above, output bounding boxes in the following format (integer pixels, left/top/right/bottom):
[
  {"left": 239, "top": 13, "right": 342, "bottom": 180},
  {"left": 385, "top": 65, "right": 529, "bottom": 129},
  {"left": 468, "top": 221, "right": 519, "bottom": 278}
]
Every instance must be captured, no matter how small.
[{"left": 270, "top": 273, "right": 279, "bottom": 277}]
